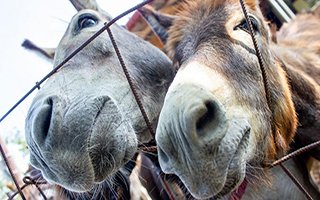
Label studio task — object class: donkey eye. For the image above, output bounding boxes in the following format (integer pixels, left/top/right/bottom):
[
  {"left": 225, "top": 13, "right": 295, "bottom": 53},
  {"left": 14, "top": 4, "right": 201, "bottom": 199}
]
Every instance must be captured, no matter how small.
[
  {"left": 234, "top": 16, "right": 259, "bottom": 33},
  {"left": 78, "top": 15, "right": 97, "bottom": 29}
]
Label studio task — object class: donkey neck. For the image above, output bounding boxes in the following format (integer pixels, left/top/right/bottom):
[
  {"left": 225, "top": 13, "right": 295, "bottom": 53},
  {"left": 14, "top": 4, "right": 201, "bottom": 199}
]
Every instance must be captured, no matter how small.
[
  {"left": 272, "top": 44, "right": 320, "bottom": 160},
  {"left": 271, "top": 44, "right": 319, "bottom": 124},
  {"left": 241, "top": 159, "right": 320, "bottom": 200}
]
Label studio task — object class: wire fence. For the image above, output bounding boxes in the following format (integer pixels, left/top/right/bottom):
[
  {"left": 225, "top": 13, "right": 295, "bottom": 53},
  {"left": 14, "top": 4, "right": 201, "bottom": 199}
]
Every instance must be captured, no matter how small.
[{"left": 0, "top": 0, "right": 319, "bottom": 199}]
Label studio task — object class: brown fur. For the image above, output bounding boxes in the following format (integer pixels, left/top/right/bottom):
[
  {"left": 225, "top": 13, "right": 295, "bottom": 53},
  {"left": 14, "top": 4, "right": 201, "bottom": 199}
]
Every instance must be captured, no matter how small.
[
  {"left": 275, "top": 10, "right": 320, "bottom": 160},
  {"left": 166, "top": 0, "right": 263, "bottom": 64},
  {"left": 136, "top": 0, "right": 279, "bottom": 48},
  {"left": 265, "top": 59, "right": 297, "bottom": 160},
  {"left": 165, "top": 0, "right": 299, "bottom": 162}
]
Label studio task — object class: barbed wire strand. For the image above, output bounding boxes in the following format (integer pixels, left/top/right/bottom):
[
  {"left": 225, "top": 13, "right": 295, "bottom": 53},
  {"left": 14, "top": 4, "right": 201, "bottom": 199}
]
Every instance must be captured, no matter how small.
[
  {"left": 23, "top": 177, "right": 47, "bottom": 200},
  {"left": 8, "top": 177, "right": 47, "bottom": 200},
  {"left": 239, "top": 0, "right": 273, "bottom": 112},
  {"left": 106, "top": 27, "right": 155, "bottom": 138},
  {"left": 271, "top": 140, "right": 320, "bottom": 167}
]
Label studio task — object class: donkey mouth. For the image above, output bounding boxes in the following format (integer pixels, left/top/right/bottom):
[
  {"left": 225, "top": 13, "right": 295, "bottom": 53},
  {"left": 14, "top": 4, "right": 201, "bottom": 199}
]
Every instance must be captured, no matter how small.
[
  {"left": 174, "top": 127, "right": 251, "bottom": 199},
  {"left": 88, "top": 97, "right": 137, "bottom": 183},
  {"left": 216, "top": 127, "right": 251, "bottom": 197},
  {"left": 200, "top": 128, "right": 251, "bottom": 199}
]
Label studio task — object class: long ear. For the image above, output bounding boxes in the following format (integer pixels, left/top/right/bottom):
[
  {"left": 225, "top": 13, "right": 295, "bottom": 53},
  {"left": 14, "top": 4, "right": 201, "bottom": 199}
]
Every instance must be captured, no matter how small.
[
  {"left": 69, "top": 0, "right": 114, "bottom": 21},
  {"left": 139, "top": 5, "right": 175, "bottom": 44},
  {"left": 69, "top": 0, "right": 99, "bottom": 11},
  {"left": 22, "top": 39, "right": 55, "bottom": 62}
]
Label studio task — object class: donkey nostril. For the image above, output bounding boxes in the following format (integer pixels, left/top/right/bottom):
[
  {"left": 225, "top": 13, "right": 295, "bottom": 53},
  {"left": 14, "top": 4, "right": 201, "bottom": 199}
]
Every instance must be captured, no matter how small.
[
  {"left": 47, "top": 97, "right": 53, "bottom": 106},
  {"left": 34, "top": 98, "right": 53, "bottom": 143},
  {"left": 195, "top": 101, "right": 219, "bottom": 138}
]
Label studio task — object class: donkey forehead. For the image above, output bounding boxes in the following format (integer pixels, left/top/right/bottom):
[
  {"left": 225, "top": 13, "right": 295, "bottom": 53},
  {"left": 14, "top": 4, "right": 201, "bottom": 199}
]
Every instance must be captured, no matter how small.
[
  {"left": 167, "top": 0, "right": 266, "bottom": 62},
  {"left": 177, "top": 0, "right": 257, "bottom": 19},
  {"left": 180, "top": 0, "right": 257, "bottom": 13},
  {"left": 173, "top": 0, "right": 262, "bottom": 36},
  {"left": 175, "top": 0, "right": 262, "bottom": 34}
]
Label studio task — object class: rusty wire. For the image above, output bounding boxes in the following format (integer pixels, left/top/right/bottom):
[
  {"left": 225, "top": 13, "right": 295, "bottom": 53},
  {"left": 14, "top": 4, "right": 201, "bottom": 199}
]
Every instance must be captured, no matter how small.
[
  {"left": 106, "top": 26, "right": 158, "bottom": 154},
  {"left": 106, "top": 27, "right": 155, "bottom": 138},
  {"left": 270, "top": 141, "right": 320, "bottom": 200},
  {"left": 239, "top": 0, "right": 273, "bottom": 113},
  {"left": 271, "top": 140, "right": 320, "bottom": 167},
  {"left": 8, "top": 176, "right": 47, "bottom": 200},
  {"left": 279, "top": 163, "right": 313, "bottom": 200}
]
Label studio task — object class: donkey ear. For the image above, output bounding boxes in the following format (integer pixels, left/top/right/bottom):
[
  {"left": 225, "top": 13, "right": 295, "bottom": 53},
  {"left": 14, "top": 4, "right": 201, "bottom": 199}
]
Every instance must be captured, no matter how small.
[
  {"left": 69, "top": 0, "right": 99, "bottom": 11},
  {"left": 139, "top": 5, "right": 176, "bottom": 43},
  {"left": 22, "top": 39, "right": 55, "bottom": 62},
  {"left": 244, "top": 0, "right": 258, "bottom": 10}
]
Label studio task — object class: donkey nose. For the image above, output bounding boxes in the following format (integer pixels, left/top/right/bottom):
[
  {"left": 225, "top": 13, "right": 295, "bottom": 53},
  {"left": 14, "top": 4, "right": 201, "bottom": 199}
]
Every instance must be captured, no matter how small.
[
  {"left": 170, "top": 84, "right": 226, "bottom": 144},
  {"left": 156, "top": 84, "right": 227, "bottom": 168},
  {"left": 32, "top": 97, "right": 54, "bottom": 144}
]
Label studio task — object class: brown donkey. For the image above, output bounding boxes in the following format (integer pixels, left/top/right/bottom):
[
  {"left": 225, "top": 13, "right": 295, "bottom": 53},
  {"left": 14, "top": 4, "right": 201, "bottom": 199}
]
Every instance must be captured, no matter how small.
[{"left": 143, "top": 0, "right": 320, "bottom": 199}]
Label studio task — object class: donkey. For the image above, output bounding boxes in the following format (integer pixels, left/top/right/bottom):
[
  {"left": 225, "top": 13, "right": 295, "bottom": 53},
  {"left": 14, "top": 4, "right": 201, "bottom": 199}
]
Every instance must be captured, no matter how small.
[
  {"left": 24, "top": 0, "right": 174, "bottom": 198},
  {"left": 141, "top": 0, "right": 320, "bottom": 199}
]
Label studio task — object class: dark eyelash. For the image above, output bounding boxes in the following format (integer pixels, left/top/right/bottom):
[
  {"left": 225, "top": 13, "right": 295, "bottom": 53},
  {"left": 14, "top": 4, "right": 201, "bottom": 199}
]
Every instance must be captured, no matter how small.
[{"left": 234, "top": 16, "right": 259, "bottom": 33}]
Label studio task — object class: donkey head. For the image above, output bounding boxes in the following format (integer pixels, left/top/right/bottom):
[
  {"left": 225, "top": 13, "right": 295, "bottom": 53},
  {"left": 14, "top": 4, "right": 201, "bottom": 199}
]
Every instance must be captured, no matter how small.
[
  {"left": 25, "top": 1, "right": 174, "bottom": 192},
  {"left": 145, "top": 0, "right": 297, "bottom": 198}
]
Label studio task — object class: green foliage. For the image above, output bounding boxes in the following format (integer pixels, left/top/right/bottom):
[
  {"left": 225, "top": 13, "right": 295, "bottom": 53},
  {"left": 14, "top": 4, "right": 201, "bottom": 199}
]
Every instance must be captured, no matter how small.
[{"left": 293, "top": 0, "right": 320, "bottom": 12}]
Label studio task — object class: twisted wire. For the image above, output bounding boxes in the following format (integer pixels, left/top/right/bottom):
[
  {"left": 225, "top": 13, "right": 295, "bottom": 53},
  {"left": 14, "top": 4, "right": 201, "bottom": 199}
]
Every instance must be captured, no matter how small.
[
  {"left": 8, "top": 176, "right": 47, "bottom": 200},
  {"left": 239, "top": 0, "right": 273, "bottom": 111},
  {"left": 279, "top": 163, "right": 313, "bottom": 200},
  {"left": 106, "top": 27, "right": 155, "bottom": 138},
  {"left": 271, "top": 140, "right": 320, "bottom": 167}
]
